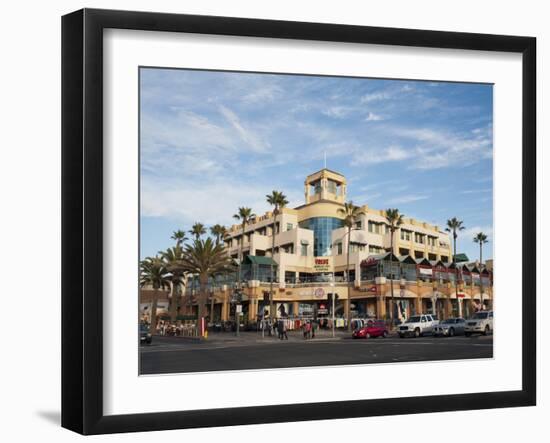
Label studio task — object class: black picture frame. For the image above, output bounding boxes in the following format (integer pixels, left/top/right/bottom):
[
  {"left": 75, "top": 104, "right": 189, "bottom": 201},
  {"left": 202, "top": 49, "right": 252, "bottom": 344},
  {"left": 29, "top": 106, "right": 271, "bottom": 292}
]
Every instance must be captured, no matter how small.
[{"left": 62, "top": 8, "right": 536, "bottom": 435}]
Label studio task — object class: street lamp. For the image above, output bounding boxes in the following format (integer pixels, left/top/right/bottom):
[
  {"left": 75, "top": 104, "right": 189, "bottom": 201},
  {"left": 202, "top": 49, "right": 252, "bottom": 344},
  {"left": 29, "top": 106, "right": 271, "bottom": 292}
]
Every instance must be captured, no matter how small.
[{"left": 330, "top": 273, "right": 335, "bottom": 338}]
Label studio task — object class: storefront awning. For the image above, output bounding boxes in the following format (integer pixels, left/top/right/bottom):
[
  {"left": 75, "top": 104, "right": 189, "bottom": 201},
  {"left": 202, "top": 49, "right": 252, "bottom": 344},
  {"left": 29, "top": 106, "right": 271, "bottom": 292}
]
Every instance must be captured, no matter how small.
[{"left": 244, "top": 255, "right": 277, "bottom": 266}]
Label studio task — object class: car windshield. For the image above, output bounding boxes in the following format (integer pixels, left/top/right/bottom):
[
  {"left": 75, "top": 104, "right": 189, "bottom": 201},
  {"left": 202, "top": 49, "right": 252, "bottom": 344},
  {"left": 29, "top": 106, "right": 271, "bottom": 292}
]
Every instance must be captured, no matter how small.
[
  {"left": 406, "top": 316, "right": 421, "bottom": 323},
  {"left": 472, "top": 312, "right": 488, "bottom": 319},
  {"left": 442, "top": 319, "right": 455, "bottom": 324}
]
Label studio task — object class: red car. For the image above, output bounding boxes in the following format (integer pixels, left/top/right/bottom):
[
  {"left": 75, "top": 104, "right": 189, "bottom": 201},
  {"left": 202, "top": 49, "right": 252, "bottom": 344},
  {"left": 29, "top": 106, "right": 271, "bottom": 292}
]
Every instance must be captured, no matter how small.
[{"left": 352, "top": 320, "right": 389, "bottom": 339}]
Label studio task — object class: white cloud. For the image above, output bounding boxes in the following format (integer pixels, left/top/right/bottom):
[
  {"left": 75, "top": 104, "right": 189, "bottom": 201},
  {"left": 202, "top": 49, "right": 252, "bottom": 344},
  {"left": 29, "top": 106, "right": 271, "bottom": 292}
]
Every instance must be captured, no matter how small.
[
  {"left": 322, "top": 106, "right": 353, "bottom": 119},
  {"left": 386, "top": 194, "right": 428, "bottom": 205},
  {"left": 218, "top": 105, "right": 269, "bottom": 152},
  {"left": 395, "top": 124, "right": 493, "bottom": 170},
  {"left": 365, "top": 112, "right": 383, "bottom": 121},
  {"left": 241, "top": 84, "right": 283, "bottom": 104},
  {"left": 360, "top": 91, "right": 390, "bottom": 103},
  {"left": 352, "top": 145, "right": 413, "bottom": 166}
]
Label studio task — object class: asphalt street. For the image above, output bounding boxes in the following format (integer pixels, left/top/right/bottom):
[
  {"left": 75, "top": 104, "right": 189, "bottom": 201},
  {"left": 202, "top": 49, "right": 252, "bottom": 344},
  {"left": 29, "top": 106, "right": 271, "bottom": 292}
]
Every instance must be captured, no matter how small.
[{"left": 140, "top": 332, "right": 493, "bottom": 375}]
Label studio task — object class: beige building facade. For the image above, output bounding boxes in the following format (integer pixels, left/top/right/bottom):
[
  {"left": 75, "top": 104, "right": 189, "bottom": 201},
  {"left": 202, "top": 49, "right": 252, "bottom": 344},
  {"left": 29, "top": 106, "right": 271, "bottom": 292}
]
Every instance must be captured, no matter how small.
[{"left": 179, "top": 168, "right": 493, "bottom": 324}]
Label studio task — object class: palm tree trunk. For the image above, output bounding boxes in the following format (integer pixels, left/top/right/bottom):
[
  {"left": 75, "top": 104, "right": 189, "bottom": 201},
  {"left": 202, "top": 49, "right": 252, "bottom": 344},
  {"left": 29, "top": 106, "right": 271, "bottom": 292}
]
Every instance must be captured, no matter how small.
[
  {"left": 170, "top": 279, "right": 178, "bottom": 322},
  {"left": 346, "top": 226, "right": 351, "bottom": 331},
  {"left": 389, "top": 228, "right": 394, "bottom": 326},
  {"left": 479, "top": 243, "right": 483, "bottom": 311},
  {"left": 150, "top": 288, "right": 159, "bottom": 336},
  {"left": 269, "top": 213, "right": 276, "bottom": 321},
  {"left": 198, "top": 274, "right": 208, "bottom": 335},
  {"left": 453, "top": 233, "right": 460, "bottom": 317}
]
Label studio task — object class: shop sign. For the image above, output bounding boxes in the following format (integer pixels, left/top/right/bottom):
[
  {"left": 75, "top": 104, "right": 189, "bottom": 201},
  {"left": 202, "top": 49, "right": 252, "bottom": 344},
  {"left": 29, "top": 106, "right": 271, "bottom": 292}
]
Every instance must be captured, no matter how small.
[
  {"left": 361, "top": 257, "right": 378, "bottom": 267},
  {"left": 298, "top": 303, "right": 314, "bottom": 315},
  {"left": 359, "top": 286, "right": 377, "bottom": 293},
  {"left": 313, "top": 257, "right": 333, "bottom": 272},
  {"left": 419, "top": 267, "right": 433, "bottom": 276},
  {"left": 314, "top": 287, "right": 325, "bottom": 298}
]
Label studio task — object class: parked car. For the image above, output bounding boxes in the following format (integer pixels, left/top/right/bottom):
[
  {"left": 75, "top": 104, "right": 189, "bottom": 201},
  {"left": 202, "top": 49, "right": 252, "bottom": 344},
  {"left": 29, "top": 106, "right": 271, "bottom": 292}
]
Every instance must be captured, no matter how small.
[
  {"left": 140, "top": 324, "right": 152, "bottom": 344},
  {"left": 433, "top": 317, "right": 465, "bottom": 337},
  {"left": 398, "top": 314, "right": 439, "bottom": 338},
  {"left": 352, "top": 319, "right": 389, "bottom": 339},
  {"left": 464, "top": 310, "right": 494, "bottom": 336}
]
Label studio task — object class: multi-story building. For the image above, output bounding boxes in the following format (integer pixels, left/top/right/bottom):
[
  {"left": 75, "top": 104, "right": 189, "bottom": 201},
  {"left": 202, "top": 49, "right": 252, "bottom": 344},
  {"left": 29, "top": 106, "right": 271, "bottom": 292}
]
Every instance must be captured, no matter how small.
[{"left": 183, "top": 168, "right": 493, "bottom": 324}]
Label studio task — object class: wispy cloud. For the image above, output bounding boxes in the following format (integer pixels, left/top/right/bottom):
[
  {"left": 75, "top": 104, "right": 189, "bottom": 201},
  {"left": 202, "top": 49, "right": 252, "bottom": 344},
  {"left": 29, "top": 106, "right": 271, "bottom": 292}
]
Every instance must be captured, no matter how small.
[
  {"left": 352, "top": 145, "right": 413, "bottom": 166},
  {"left": 365, "top": 112, "right": 383, "bottom": 121},
  {"left": 218, "top": 105, "right": 269, "bottom": 152},
  {"left": 139, "top": 68, "right": 493, "bottom": 260},
  {"left": 387, "top": 194, "right": 429, "bottom": 205}
]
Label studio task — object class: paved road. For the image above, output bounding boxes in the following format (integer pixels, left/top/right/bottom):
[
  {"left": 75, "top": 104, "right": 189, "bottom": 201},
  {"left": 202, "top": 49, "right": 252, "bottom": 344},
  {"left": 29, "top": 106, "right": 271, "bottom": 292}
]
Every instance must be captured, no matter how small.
[{"left": 140, "top": 332, "right": 493, "bottom": 375}]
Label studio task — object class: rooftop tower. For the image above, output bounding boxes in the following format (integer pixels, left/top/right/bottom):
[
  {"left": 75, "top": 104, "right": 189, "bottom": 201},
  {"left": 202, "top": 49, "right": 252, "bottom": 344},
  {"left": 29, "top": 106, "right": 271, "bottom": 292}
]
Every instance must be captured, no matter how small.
[{"left": 304, "top": 169, "right": 347, "bottom": 205}]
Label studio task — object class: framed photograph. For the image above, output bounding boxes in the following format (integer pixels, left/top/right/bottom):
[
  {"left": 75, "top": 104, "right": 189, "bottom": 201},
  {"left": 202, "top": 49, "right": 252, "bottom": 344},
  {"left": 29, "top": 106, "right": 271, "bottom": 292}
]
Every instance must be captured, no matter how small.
[{"left": 62, "top": 8, "right": 536, "bottom": 435}]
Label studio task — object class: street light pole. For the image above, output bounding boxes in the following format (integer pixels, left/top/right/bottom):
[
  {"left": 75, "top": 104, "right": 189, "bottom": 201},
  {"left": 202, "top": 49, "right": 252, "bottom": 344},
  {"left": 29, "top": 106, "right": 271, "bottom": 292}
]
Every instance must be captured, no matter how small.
[{"left": 330, "top": 272, "right": 335, "bottom": 338}]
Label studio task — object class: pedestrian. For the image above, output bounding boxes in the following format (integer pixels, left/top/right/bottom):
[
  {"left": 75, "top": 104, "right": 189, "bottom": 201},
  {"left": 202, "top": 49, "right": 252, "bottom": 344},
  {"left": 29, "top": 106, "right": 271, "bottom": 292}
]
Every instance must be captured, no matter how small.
[
  {"left": 277, "top": 319, "right": 284, "bottom": 340},
  {"left": 282, "top": 320, "right": 288, "bottom": 340},
  {"left": 311, "top": 319, "right": 316, "bottom": 339},
  {"left": 303, "top": 321, "right": 311, "bottom": 339}
]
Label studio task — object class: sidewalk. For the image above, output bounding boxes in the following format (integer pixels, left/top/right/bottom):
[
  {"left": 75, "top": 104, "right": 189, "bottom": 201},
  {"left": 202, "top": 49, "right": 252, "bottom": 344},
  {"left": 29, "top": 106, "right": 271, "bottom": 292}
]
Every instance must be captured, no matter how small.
[{"left": 155, "top": 329, "right": 352, "bottom": 344}]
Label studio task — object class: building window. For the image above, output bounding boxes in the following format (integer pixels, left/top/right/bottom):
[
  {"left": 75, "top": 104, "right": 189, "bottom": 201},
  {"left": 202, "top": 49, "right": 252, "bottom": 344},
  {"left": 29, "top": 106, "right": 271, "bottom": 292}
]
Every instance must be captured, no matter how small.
[
  {"left": 369, "top": 245, "right": 384, "bottom": 254},
  {"left": 301, "top": 243, "right": 308, "bottom": 256},
  {"left": 336, "top": 242, "right": 343, "bottom": 255},
  {"left": 298, "top": 217, "right": 344, "bottom": 256},
  {"left": 368, "top": 221, "right": 384, "bottom": 234},
  {"left": 400, "top": 230, "right": 412, "bottom": 241},
  {"left": 286, "top": 223, "right": 293, "bottom": 231},
  {"left": 355, "top": 220, "right": 362, "bottom": 229},
  {"left": 414, "top": 233, "right": 425, "bottom": 244}
]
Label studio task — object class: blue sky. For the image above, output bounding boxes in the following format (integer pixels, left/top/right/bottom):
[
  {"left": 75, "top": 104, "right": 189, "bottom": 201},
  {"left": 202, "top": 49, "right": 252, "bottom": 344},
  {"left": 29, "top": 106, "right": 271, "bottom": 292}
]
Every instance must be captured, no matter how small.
[{"left": 140, "top": 68, "right": 493, "bottom": 261}]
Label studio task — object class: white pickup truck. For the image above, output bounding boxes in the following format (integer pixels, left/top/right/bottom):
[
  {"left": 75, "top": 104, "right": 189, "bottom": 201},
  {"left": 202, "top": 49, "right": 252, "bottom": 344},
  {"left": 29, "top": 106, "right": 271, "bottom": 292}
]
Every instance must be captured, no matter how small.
[{"left": 398, "top": 314, "right": 439, "bottom": 338}]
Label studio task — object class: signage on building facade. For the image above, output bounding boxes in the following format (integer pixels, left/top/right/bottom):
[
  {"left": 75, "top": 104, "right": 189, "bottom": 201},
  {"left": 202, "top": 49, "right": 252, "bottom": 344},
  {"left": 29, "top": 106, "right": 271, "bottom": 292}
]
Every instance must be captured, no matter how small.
[
  {"left": 314, "top": 287, "right": 325, "bottom": 298},
  {"left": 419, "top": 267, "right": 433, "bottom": 275},
  {"left": 313, "top": 256, "right": 333, "bottom": 272},
  {"left": 358, "top": 286, "right": 377, "bottom": 293},
  {"left": 361, "top": 257, "right": 378, "bottom": 267}
]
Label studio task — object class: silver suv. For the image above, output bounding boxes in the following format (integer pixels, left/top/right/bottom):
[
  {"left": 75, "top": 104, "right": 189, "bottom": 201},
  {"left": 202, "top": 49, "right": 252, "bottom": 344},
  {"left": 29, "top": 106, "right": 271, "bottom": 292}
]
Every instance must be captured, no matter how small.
[{"left": 464, "top": 310, "right": 493, "bottom": 336}]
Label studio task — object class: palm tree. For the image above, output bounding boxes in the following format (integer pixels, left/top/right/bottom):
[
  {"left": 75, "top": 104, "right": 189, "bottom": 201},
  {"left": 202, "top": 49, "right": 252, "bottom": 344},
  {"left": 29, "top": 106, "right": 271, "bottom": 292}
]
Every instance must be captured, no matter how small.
[
  {"left": 210, "top": 224, "right": 228, "bottom": 245},
  {"left": 385, "top": 208, "right": 404, "bottom": 326},
  {"left": 337, "top": 201, "right": 364, "bottom": 330},
  {"left": 140, "top": 256, "right": 171, "bottom": 334},
  {"left": 189, "top": 222, "right": 206, "bottom": 240},
  {"left": 160, "top": 245, "right": 186, "bottom": 322},
  {"left": 233, "top": 207, "right": 255, "bottom": 290},
  {"left": 473, "top": 232, "right": 489, "bottom": 311},
  {"left": 171, "top": 229, "right": 187, "bottom": 247},
  {"left": 176, "top": 238, "right": 235, "bottom": 330},
  {"left": 446, "top": 217, "right": 466, "bottom": 316},
  {"left": 266, "top": 191, "right": 289, "bottom": 319}
]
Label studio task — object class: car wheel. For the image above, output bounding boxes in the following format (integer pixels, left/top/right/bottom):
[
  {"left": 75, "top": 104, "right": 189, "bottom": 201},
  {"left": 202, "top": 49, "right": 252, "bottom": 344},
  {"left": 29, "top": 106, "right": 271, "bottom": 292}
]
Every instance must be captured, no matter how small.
[
  {"left": 449, "top": 328, "right": 455, "bottom": 337},
  {"left": 483, "top": 325, "right": 490, "bottom": 336},
  {"left": 414, "top": 328, "right": 420, "bottom": 338},
  {"left": 382, "top": 331, "right": 388, "bottom": 338},
  {"left": 399, "top": 333, "right": 405, "bottom": 339},
  {"left": 465, "top": 332, "right": 471, "bottom": 337}
]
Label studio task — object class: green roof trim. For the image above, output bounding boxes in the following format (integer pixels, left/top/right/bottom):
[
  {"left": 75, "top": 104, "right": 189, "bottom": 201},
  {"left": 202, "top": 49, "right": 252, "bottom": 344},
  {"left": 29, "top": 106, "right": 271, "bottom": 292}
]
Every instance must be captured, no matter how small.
[
  {"left": 454, "top": 253, "right": 469, "bottom": 262},
  {"left": 244, "top": 255, "right": 277, "bottom": 266}
]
